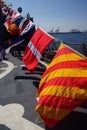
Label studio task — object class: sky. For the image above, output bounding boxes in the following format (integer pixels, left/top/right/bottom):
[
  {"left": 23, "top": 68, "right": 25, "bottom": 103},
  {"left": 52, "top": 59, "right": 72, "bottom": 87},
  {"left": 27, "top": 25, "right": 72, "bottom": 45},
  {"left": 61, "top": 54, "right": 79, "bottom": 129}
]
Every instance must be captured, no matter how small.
[{"left": 4, "top": 0, "right": 87, "bottom": 32}]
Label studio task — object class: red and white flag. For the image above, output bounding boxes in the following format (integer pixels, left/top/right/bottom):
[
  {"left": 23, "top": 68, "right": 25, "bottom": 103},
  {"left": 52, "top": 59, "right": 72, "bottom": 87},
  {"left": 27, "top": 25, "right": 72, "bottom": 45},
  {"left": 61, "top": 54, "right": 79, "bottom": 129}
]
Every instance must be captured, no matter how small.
[{"left": 23, "top": 28, "right": 54, "bottom": 73}]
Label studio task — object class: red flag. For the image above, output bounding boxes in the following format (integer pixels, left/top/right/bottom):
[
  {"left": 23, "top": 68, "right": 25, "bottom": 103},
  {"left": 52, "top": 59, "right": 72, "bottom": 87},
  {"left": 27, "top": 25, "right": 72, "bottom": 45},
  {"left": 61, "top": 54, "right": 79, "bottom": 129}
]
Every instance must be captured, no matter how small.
[{"left": 22, "top": 28, "right": 54, "bottom": 73}]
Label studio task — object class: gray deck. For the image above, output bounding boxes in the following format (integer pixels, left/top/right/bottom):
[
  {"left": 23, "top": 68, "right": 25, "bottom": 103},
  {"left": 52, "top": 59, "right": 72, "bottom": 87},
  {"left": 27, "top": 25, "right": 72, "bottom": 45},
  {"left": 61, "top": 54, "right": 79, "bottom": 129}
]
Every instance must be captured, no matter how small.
[
  {"left": 0, "top": 53, "right": 87, "bottom": 130},
  {"left": 0, "top": 53, "right": 45, "bottom": 130}
]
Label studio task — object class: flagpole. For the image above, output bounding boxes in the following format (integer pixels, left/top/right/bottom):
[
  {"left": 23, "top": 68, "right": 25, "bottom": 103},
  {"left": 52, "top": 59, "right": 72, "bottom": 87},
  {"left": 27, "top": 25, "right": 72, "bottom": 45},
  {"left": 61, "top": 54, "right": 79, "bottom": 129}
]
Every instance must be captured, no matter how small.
[{"left": 39, "top": 60, "right": 48, "bottom": 67}]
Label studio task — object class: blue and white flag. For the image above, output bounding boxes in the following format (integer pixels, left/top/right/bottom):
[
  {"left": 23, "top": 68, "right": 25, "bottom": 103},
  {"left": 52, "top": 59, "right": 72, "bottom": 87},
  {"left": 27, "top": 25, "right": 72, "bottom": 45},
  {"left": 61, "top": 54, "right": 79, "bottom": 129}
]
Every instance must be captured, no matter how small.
[
  {"left": 5, "top": 36, "right": 24, "bottom": 54},
  {"left": 19, "top": 18, "right": 35, "bottom": 36}
]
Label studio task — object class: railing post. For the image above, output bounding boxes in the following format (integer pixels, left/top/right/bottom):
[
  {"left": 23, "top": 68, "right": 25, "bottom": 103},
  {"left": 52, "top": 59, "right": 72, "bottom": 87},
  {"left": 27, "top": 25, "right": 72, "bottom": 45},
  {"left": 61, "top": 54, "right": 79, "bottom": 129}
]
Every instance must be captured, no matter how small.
[{"left": 82, "top": 43, "right": 87, "bottom": 56}]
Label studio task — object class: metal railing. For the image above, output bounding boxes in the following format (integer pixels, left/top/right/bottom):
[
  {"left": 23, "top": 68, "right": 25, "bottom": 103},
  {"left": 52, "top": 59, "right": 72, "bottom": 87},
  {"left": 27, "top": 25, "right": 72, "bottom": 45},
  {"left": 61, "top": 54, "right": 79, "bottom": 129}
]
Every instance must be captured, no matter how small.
[{"left": 40, "top": 40, "right": 87, "bottom": 64}]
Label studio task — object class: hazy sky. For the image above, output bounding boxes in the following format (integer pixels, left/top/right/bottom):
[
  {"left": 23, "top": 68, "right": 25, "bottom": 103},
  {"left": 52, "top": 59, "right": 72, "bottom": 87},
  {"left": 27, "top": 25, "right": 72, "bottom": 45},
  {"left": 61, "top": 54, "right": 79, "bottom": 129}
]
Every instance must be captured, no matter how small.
[{"left": 4, "top": 0, "right": 87, "bottom": 32}]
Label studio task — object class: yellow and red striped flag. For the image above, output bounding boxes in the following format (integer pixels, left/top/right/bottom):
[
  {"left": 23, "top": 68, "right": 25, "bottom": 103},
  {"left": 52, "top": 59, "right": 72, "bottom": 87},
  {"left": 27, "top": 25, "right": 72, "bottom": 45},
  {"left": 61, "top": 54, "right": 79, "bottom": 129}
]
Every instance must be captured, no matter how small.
[{"left": 35, "top": 43, "right": 87, "bottom": 128}]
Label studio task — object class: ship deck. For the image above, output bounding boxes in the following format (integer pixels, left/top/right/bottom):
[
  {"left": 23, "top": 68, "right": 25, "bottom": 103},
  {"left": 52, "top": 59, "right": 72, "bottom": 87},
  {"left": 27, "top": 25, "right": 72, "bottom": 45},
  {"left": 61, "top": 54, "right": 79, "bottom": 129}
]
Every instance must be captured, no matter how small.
[{"left": 0, "top": 52, "right": 87, "bottom": 130}]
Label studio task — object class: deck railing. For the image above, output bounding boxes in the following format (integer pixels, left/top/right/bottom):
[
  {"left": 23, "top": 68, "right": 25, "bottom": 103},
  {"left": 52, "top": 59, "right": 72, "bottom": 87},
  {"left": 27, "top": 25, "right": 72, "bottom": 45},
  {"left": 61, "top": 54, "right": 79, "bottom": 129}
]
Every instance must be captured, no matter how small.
[{"left": 41, "top": 40, "right": 87, "bottom": 64}]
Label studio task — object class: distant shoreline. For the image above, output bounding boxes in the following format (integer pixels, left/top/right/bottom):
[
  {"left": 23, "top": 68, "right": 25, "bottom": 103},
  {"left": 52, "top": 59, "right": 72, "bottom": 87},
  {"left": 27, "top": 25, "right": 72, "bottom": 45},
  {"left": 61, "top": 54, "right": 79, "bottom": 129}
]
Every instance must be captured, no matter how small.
[{"left": 48, "top": 31, "right": 82, "bottom": 34}]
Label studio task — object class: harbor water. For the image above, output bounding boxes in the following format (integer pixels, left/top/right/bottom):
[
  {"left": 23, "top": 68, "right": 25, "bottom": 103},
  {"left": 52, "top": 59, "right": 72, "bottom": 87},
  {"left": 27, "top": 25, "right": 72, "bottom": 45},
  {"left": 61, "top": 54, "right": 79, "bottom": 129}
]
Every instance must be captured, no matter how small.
[
  {"left": 51, "top": 32, "right": 87, "bottom": 43},
  {"left": 48, "top": 32, "right": 87, "bottom": 56}
]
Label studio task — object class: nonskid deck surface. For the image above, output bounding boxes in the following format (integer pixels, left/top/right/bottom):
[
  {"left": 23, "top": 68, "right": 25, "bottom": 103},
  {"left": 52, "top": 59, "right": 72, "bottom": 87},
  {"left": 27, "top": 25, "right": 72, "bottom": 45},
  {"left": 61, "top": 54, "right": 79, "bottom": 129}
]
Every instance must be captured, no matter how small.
[
  {"left": 0, "top": 53, "right": 87, "bottom": 130},
  {"left": 0, "top": 53, "right": 45, "bottom": 130}
]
